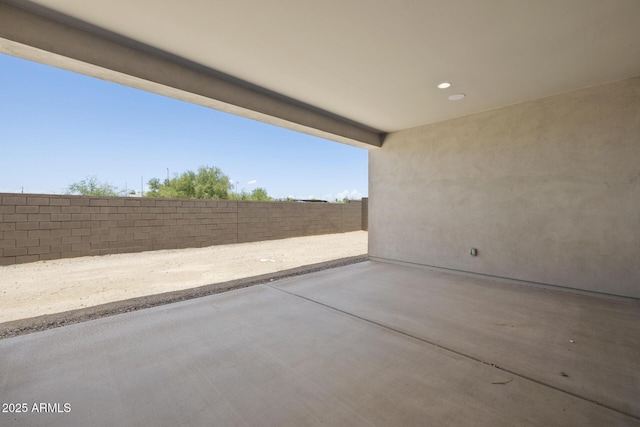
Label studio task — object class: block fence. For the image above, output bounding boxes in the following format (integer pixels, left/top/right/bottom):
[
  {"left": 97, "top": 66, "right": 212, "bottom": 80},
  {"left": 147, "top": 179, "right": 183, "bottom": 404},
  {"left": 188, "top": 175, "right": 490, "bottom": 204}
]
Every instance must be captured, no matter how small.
[{"left": 0, "top": 194, "right": 368, "bottom": 266}]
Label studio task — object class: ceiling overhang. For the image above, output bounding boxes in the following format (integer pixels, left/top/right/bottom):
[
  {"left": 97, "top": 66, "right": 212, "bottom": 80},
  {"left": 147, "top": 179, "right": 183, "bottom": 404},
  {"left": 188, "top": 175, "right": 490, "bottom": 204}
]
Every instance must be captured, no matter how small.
[
  {"left": 1, "top": 0, "right": 639, "bottom": 149},
  {"left": 0, "top": 1, "right": 384, "bottom": 149}
]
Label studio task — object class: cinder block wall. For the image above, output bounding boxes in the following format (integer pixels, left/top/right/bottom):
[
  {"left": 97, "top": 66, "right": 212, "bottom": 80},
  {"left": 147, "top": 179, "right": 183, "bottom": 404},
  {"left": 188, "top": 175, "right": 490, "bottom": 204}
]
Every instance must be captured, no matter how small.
[
  {"left": 361, "top": 198, "right": 368, "bottom": 231},
  {"left": 0, "top": 195, "right": 364, "bottom": 266},
  {"left": 237, "top": 200, "right": 362, "bottom": 242}
]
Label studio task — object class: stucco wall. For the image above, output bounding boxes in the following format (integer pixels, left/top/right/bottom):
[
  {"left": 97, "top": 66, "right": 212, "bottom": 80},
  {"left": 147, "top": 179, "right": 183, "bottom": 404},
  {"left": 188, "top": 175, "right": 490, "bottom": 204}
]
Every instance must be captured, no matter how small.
[
  {"left": 370, "top": 77, "right": 640, "bottom": 298},
  {"left": 0, "top": 195, "right": 363, "bottom": 266}
]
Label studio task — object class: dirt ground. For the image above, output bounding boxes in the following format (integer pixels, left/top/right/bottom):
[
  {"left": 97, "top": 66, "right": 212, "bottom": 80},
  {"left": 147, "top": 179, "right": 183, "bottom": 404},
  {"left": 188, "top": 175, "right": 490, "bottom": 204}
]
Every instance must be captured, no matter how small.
[{"left": 0, "top": 231, "right": 367, "bottom": 325}]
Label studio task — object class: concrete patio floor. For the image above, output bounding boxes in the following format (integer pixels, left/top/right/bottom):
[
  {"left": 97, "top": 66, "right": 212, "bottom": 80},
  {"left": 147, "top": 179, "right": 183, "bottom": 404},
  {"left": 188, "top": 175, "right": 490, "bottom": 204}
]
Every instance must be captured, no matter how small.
[{"left": 1, "top": 261, "right": 638, "bottom": 426}]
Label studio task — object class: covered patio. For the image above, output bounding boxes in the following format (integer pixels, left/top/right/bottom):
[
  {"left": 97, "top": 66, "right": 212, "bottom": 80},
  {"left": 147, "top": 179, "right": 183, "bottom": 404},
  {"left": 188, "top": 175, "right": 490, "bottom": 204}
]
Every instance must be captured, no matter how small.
[
  {"left": 1, "top": 1, "right": 639, "bottom": 425},
  {"left": 2, "top": 261, "right": 638, "bottom": 426}
]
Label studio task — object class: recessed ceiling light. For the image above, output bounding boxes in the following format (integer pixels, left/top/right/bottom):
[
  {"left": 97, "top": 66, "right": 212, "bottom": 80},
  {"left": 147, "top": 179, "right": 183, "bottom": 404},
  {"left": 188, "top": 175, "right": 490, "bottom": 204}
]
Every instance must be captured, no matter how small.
[
  {"left": 437, "top": 82, "right": 451, "bottom": 89},
  {"left": 448, "top": 93, "right": 465, "bottom": 101}
]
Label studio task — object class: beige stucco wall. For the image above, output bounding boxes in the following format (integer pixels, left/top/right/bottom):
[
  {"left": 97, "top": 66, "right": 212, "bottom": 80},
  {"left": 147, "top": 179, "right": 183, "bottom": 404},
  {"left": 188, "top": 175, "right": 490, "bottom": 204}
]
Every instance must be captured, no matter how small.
[{"left": 370, "top": 77, "right": 640, "bottom": 298}]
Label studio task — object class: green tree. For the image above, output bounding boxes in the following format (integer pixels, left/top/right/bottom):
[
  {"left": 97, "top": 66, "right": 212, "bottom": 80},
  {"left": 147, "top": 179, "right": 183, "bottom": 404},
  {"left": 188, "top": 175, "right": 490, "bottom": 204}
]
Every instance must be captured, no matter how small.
[
  {"left": 250, "top": 187, "right": 271, "bottom": 201},
  {"left": 66, "top": 176, "right": 121, "bottom": 196},
  {"left": 146, "top": 166, "right": 232, "bottom": 199},
  {"left": 228, "top": 190, "right": 249, "bottom": 201},
  {"left": 228, "top": 187, "right": 273, "bottom": 201}
]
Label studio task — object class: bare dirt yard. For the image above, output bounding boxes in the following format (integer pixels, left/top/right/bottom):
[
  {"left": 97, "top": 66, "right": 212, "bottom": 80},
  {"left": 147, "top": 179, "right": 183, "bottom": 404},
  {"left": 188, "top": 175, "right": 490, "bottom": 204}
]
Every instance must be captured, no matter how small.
[{"left": 0, "top": 231, "right": 367, "bottom": 328}]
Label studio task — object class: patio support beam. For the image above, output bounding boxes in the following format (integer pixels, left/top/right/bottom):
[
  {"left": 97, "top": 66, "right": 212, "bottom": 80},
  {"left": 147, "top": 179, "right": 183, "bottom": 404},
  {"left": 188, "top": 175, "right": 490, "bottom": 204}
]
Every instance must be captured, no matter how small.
[{"left": 0, "top": 1, "right": 383, "bottom": 149}]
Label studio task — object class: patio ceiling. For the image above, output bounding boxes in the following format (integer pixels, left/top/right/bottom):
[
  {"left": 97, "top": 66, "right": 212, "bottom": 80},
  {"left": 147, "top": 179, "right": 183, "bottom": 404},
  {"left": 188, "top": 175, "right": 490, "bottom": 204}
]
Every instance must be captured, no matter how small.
[{"left": 2, "top": 0, "right": 640, "bottom": 145}]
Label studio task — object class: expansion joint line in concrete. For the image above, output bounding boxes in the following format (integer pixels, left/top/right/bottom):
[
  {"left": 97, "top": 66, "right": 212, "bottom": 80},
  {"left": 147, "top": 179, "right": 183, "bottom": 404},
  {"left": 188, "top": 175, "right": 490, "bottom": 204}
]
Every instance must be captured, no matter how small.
[{"left": 263, "top": 283, "right": 640, "bottom": 422}]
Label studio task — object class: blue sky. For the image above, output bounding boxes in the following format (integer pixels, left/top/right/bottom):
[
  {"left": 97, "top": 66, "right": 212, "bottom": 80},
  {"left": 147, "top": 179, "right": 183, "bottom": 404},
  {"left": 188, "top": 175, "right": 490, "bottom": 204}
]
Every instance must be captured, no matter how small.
[{"left": 0, "top": 54, "right": 368, "bottom": 200}]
